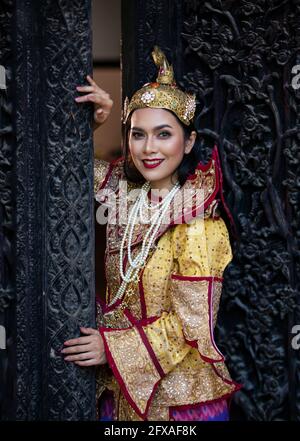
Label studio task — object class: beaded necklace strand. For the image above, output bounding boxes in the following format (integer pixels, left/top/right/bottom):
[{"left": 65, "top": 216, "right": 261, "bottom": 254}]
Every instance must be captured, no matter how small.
[{"left": 107, "top": 180, "right": 180, "bottom": 308}]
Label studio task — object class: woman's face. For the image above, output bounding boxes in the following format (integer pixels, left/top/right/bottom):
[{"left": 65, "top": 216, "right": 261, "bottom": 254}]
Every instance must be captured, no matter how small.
[{"left": 128, "top": 108, "right": 196, "bottom": 190}]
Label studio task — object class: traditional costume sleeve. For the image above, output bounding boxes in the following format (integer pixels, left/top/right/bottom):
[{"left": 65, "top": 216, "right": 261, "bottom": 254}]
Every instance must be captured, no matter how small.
[
  {"left": 99, "top": 214, "right": 233, "bottom": 419},
  {"left": 94, "top": 158, "right": 111, "bottom": 195},
  {"left": 168, "top": 216, "right": 232, "bottom": 362},
  {"left": 94, "top": 156, "right": 125, "bottom": 200}
]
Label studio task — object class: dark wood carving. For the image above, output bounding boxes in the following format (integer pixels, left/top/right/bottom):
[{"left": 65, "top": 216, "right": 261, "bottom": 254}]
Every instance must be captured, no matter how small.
[
  {"left": 40, "top": 0, "right": 95, "bottom": 421},
  {"left": 1, "top": 0, "right": 299, "bottom": 422},
  {"left": 122, "top": 0, "right": 300, "bottom": 420},
  {"left": 1, "top": 0, "right": 95, "bottom": 420},
  {"left": 0, "top": 0, "right": 15, "bottom": 421}
]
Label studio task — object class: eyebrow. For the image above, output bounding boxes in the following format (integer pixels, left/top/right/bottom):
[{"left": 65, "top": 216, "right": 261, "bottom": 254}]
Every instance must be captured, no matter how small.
[{"left": 130, "top": 124, "right": 173, "bottom": 131}]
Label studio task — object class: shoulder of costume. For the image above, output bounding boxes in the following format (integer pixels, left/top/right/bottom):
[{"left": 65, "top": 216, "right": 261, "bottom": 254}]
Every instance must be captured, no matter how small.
[
  {"left": 111, "top": 156, "right": 125, "bottom": 167},
  {"left": 186, "top": 145, "right": 237, "bottom": 236},
  {"left": 109, "top": 155, "right": 125, "bottom": 176}
]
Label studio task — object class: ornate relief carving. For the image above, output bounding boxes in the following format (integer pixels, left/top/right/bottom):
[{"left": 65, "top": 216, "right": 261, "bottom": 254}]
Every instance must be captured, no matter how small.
[
  {"left": 0, "top": 0, "right": 15, "bottom": 421},
  {"left": 13, "top": 0, "right": 95, "bottom": 420},
  {"left": 180, "top": 0, "right": 300, "bottom": 421},
  {"left": 122, "top": 0, "right": 300, "bottom": 421}
]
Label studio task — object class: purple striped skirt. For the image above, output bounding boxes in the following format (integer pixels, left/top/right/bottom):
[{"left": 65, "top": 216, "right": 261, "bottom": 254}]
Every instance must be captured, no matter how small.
[{"left": 99, "top": 389, "right": 229, "bottom": 421}]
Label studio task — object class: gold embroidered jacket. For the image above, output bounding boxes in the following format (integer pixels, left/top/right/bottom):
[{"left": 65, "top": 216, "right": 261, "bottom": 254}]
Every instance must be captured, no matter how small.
[{"left": 94, "top": 146, "right": 241, "bottom": 421}]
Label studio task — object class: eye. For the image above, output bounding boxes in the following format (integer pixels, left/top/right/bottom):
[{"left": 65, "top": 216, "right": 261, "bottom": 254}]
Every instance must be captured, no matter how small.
[
  {"left": 158, "top": 131, "right": 171, "bottom": 138},
  {"left": 131, "top": 132, "right": 144, "bottom": 139}
]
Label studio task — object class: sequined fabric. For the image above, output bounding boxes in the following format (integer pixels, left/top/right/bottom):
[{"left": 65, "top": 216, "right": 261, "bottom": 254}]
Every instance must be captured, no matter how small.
[
  {"left": 94, "top": 158, "right": 111, "bottom": 194},
  {"left": 100, "top": 326, "right": 162, "bottom": 417},
  {"left": 170, "top": 277, "right": 224, "bottom": 362},
  {"left": 94, "top": 148, "right": 242, "bottom": 421}
]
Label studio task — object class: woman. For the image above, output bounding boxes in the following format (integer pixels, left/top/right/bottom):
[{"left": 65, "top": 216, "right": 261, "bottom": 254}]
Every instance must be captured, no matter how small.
[{"left": 62, "top": 47, "right": 241, "bottom": 421}]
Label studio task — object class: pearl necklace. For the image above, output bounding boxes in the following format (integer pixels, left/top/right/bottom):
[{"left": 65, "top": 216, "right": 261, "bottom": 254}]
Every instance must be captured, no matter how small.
[
  {"left": 107, "top": 180, "right": 180, "bottom": 308},
  {"left": 140, "top": 184, "right": 166, "bottom": 210}
]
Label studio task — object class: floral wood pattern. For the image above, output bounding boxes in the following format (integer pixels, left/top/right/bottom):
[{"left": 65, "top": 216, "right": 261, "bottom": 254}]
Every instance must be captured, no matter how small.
[
  {"left": 0, "top": 0, "right": 15, "bottom": 421},
  {"left": 180, "top": 0, "right": 300, "bottom": 421},
  {"left": 122, "top": 0, "right": 300, "bottom": 420},
  {"left": 13, "top": 0, "right": 95, "bottom": 420}
]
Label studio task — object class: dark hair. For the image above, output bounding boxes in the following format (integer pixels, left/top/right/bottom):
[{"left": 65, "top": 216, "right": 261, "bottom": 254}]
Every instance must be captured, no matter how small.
[{"left": 122, "top": 109, "right": 202, "bottom": 187}]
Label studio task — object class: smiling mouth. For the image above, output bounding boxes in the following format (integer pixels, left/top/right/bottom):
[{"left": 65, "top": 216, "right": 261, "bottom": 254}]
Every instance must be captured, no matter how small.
[{"left": 142, "top": 159, "right": 165, "bottom": 169}]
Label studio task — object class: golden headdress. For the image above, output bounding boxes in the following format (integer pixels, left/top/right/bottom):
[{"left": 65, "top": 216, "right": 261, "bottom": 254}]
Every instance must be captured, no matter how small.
[{"left": 123, "top": 46, "right": 196, "bottom": 126}]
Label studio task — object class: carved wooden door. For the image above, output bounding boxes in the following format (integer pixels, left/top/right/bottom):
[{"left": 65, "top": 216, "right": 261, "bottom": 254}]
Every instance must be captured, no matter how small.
[
  {"left": 1, "top": 0, "right": 300, "bottom": 421},
  {"left": 122, "top": 0, "right": 300, "bottom": 421},
  {"left": 0, "top": 0, "right": 95, "bottom": 420}
]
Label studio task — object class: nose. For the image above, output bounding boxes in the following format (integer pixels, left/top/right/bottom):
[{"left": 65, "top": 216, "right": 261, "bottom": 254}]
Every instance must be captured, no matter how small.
[{"left": 143, "top": 135, "right": 157, "bottom": 154}]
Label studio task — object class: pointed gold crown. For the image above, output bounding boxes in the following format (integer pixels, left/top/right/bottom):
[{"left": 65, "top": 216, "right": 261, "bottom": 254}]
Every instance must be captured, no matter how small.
[{"left": 123, "top": 46, "right": 196, "bottom": 126}]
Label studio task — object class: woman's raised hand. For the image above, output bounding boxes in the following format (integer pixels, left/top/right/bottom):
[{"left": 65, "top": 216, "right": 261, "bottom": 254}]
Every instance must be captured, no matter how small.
[
  {"left": 62, "top": 327, "right": 107, "bottom": 366},
  {"left": 75, "top": 75, "right": 113, "bottom": 129}
]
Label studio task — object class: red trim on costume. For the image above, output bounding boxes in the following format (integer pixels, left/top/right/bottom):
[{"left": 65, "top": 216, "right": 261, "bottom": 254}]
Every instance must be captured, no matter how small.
[
  {"left": 170, "top": 274, "right": 225, "bottom": 363},
  {"left": 102, "top": 298, "right": 123, "bottom": 314},
  {"left": 167, "top": 334, "right": 243, "bottom": 420},
  {"left": 187, "top": 147, "right": 217, "bottom": 178},
  {"left": 112, "top": 156, "right": 125, "bottom": 166},
  {"left": 212, "top": 363, "right": 243, "bottom": 391},
  {"left": 197, "top": 352, "right": 224, "bottom": 364},
  {"left": 212, "top": 144, "right": 238, "bottom": 239},
  {"left": 208, "top": 279, "right": 225, "bottom": 362},
  {"left": 183, "top": 338, "right": 198, "bottom": 348},
  {"left": 99, "top": 325, "right": 162, "bottom": 420},
  {"left": 123, "top": 309, "right": 166, "bottom": 378},
  {"left": 183, "top": 332, "right": 224, "bottom": 364},
  {"left": 170, "top": 158, "right": 219, "bottom": 226},
  {"left": 124, "top": 310, "right": 160, "bottom": 327},
  {"left": 98, "top": 162, "right": 114, "bottom": 191},
  {"left": 171, "top": 274, "right": 224, "bottom": 283}
]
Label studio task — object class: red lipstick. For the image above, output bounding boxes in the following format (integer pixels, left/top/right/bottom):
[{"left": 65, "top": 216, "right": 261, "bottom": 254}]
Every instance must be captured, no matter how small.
[{"left": 142, "top": 159, "right": 164, "bottom": 169}]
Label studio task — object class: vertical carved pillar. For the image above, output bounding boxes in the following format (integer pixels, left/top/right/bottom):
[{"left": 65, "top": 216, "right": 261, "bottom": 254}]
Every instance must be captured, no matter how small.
[
  {"left": 14, "top": 0, "right": 95, "bottom": 420},
  {"left": 0, "top": 0, "right": 16, "bottom": 421}
]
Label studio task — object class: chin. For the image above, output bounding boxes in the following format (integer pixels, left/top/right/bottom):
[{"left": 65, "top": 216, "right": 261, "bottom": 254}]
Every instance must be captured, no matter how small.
[{"left": 140, "top": 170, "right": 168, "bottom": 183}]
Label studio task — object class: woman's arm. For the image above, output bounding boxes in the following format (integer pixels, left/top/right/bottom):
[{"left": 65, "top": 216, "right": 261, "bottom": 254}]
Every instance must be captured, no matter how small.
[
  {"left": 75, "top": 74, "right": 113, "bottom": 130},
  {"left": 75, "top": 75, "right": 119, "bottom": 196}
]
